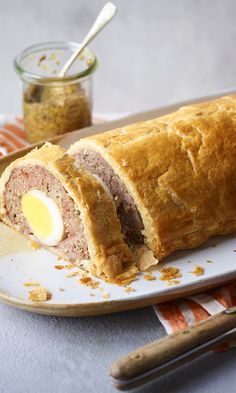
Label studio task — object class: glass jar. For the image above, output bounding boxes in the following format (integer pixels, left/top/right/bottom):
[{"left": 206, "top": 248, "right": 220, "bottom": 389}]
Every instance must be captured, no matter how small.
[{"left": 14, "top": 41, "right": 97, "bottom": 143}]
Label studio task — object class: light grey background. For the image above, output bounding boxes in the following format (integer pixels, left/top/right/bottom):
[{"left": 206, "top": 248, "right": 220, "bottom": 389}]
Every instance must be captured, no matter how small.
[
  {"left": 1, "top": 0, "right": 236, "bottom": 115},
  {"left": 1, "top": 1, "right": 236, "bottom": 393}
]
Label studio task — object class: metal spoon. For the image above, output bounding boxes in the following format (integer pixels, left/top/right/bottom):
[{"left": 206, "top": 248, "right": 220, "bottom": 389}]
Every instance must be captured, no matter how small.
[{"left": 59, "top": 2, "right": 117, "bottom": 77}]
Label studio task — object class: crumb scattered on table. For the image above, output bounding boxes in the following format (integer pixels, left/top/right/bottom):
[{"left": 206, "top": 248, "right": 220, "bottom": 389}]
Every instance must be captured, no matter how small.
[
  {"left": 206, "top": 260, "right": 213, "bottom": 263},
  {"left": 189, "top": 265, "right": 205, "bottom": 276},
  {"left": 28, "top": 286, "right": 51, "bottom": 302},
  {"left": 58, "top": 288, "right": 65, "bottom": 292}
]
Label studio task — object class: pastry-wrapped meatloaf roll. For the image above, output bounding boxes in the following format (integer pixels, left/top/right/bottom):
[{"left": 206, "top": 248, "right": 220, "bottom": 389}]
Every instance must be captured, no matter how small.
[
  {"left": 69, "top": 94, "right": 236, "bottom": 261},
  {"left": 0, "top": 143, "right": 135, "bottom": 281}
]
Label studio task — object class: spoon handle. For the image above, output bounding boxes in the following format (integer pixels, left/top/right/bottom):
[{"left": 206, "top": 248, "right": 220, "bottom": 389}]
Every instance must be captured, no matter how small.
[{"left": 59, "top": 2, "right": 117, "bottom": 77}]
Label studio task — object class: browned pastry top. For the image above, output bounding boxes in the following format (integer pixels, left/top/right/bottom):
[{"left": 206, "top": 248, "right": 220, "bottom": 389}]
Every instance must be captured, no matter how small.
[{"left": 70, "top": 94, "right": 236, "bottom": 259}]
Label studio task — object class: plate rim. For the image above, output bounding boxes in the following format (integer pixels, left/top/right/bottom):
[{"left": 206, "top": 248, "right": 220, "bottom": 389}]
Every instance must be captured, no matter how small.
[{"left": 0, "top": 269, "right": 235, "bottom": 316}]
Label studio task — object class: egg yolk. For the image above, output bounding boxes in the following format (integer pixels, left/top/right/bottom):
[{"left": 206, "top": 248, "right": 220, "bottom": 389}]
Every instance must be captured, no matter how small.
[{"left": 22, "top": 192, "right": 54, "bottom": 240}]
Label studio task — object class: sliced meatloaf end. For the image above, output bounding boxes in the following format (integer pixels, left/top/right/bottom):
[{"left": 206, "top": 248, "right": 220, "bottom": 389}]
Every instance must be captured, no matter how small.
[
  {"left": 71, "top": 148, "right": 145, "bottom": 245},
  {"left": 0, "top": 143, "right": 136, "bottom": 281}
]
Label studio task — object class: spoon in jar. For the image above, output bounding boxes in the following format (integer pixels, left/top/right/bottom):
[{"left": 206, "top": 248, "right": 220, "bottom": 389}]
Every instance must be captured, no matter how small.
[{"left": 59, "top": 2, "right": 117, "bottom": 77}]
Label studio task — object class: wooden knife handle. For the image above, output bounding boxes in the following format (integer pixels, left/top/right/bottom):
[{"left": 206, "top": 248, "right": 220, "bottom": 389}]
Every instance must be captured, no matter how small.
[{"left": 109, "top": 310, "right": 236, "bottom": 383}]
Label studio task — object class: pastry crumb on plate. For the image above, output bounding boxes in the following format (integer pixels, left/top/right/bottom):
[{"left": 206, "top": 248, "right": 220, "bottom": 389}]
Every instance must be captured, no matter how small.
[
  {"left": 159, "top": 267, "right": 182, "bottom": 281},
  {"left": 65, "top": 264, "right": 76, "bottom": 270},
  {"left": 190, "top": 265, "right": 205, "bottom": 276},
  {"left": 66, "top": 271, "right": 81, "bottom": 278},
  {"left": 102, "top": 291, "right": 110, "bottom": 299},
  {"left": 143, "top": 273, "right": 156, "bottom": 281},
  {"left": 125, "top": 287, "right": 135, "bottom": 293},
  {"left": 23, "top": 281, "right": 40, "bottom": 287},
  {"left": 29, "top": 240, "right": 41, "bottom": 250},
  {"left": 79, "top": 277, "right": 100, "bottom": 289},
  {"left": 28, "top": 286, "right": 51, "bottom": 302},
  {"left": 54, "top": 264, "right": 65, "bottom": 270}
]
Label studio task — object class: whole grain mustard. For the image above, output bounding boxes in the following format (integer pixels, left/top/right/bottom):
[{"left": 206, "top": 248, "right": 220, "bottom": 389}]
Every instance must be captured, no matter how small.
[{"left": 14, "top": 42, "right": 97, "bottom": 143}]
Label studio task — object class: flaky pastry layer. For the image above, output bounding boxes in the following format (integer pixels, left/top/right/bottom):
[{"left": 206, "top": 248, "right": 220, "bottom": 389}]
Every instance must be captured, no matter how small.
[{"left": 69, "top": 94, "right": 236, "bottom": 260}]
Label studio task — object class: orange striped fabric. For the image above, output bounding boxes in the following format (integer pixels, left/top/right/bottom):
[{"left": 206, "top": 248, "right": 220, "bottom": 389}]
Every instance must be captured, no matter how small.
[
  {"left": 154, "top": 283, "right": 236, "bottom": 350},
  {"left": 0, "top": 115, "right": 29, "bottom": 157},
  {"left": 0, "top": 115, "right": 106, "bottom": 157}
]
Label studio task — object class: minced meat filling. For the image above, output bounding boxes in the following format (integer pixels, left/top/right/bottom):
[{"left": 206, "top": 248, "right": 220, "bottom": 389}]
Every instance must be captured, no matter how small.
[
  {"left": 4, "top": 165, "right": 89, "bottom": 260},
  {"left": 75, "top": 149, "right": 144, "bottom": 244}
]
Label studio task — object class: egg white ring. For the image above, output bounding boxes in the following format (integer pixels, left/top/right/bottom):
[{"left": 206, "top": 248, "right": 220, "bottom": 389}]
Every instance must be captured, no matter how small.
[{"left": 22, "top": 189, "right": 65, "bottom": 247}]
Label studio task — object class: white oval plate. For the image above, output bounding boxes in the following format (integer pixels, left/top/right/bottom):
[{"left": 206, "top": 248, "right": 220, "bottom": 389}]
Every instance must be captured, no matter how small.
[
  {"left": 0, "top": 227, "right": 236, "bottom": 316},
  {"left": 1, "top": 90, "right": 236, "bottom": 316}
]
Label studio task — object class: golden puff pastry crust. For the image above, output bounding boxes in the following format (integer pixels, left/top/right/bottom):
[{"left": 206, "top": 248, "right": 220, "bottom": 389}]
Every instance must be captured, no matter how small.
[
  {"left": 69, "top": 94, "right": 236, "bottom": 260},
  {"left": 0, "top": 143, "right": 136, "bottom": 281}
]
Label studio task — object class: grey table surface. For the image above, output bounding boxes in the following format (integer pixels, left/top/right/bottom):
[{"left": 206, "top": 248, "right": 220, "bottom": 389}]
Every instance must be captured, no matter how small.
[
  {"left": 1, "top": 0, "right": 236, "bottom": 392},
  {"left": 1, "top": 302, "right": 236, "bottom": 393}
]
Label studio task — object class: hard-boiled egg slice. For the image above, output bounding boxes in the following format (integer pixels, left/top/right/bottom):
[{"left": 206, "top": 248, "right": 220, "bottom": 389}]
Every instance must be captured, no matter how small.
[{"left": 21, "top": 189, "right": 64, "bottom": 246}]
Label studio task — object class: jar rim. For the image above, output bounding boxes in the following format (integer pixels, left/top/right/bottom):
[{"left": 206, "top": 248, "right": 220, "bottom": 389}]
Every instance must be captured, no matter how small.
[{"left": 14, "top": 40, "right": 98, "bottom": 85}]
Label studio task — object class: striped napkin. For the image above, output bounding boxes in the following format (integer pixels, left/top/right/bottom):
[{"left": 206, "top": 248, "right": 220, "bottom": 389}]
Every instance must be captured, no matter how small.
[
  {"left": 0, "top": 115, "right": 29, "bottom": 157},
  {"left": 0, "top": 114, "right": 235, "bottom": 349},
  {"left": 154, "top": 282, "right": 236, "bottom": 350}
]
